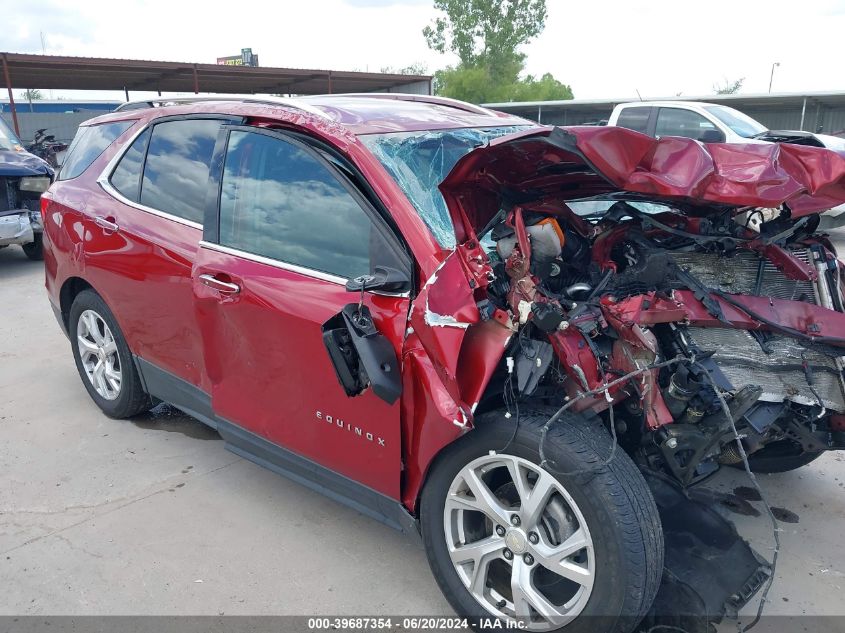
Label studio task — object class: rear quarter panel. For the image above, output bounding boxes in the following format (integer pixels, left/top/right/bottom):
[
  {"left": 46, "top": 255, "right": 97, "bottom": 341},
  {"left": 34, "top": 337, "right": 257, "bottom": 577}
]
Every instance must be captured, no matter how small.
[{"left": 43, "top": 118, "right": 207, "bottom": 389}]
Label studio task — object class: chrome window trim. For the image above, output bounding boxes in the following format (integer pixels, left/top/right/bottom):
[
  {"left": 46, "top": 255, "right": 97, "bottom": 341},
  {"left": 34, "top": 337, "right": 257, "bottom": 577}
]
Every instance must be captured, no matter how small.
[
  {"left": 96, "top": 120, "right": 204, "bottom": 231},
  {"left": 198, "top": 240, "right": 411, "bottom": 298},
  {"left": 199, "top": 240, "right": 347, "bottom": 286},
  {"left": 99, "top": 178, "right": 204, "bottom": 230}
]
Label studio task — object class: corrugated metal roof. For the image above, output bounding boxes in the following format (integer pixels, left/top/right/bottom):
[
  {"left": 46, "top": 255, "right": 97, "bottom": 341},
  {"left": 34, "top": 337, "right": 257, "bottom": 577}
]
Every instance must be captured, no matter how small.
[{"left": 0, "top": 52, "right": 431, "bottom": 95}]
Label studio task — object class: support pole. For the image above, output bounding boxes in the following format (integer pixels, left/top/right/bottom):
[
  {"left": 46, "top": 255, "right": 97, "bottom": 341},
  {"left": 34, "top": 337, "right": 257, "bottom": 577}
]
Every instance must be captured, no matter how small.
[
  {"left": 327, "top": 71, "right": 333, "bottom": 94},
  {"left": 124, "top": 86, "right": 129, "bottom": 101},
  {"left": 799, "top": 97, "right": 807, "bottom": 131},
  {"left": 2, "top": 53, "right": 21, "bottom": 137},
  {"left": 193, "top": 64, "right": 199, "bottom": 94}
]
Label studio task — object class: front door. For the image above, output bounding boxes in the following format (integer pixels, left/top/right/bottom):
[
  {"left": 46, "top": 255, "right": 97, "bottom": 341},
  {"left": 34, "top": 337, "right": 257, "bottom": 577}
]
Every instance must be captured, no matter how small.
[{"left": 192, "top": 126, "right": 412, "bottom": 498}]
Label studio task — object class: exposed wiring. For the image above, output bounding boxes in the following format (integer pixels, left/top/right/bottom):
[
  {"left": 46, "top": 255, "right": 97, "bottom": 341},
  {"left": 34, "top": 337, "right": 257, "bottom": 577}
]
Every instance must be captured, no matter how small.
[
  {"left": 500, "top": 356, "right": 521, "bottom": 452},
  {"left": 693, "top": 362, "right": 780, "bottom": 633},
  {"left": 538, "top": 355, "right": 685, "bottom": 476},
  {"left": 801, "top": 350, "right": 827, "bottom": 419},
  {"left": 500, "top": 328, "right": 545, "bottom": 452}
]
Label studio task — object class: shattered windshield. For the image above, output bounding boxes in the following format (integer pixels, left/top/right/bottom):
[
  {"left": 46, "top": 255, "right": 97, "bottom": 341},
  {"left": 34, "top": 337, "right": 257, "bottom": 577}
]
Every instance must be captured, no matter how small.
[{"left": 361, "top": 126, "right": 529, "bottom": 248}]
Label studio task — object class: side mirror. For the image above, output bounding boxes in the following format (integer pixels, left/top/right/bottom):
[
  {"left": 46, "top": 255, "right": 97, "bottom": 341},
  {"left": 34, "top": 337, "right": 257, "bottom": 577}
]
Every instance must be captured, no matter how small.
[
  {"left": 346, "top": 265, "right": 410, "bottom": 294},
  {"left": 699, "top": 129, "right": 725, "bottom": 143}
]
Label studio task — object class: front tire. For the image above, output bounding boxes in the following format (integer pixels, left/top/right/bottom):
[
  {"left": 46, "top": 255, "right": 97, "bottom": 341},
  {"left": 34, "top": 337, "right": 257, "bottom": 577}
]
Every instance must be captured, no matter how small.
[
  {"left": 22, "top": 234, "right": 43, "bottom": 260},
  {"left": 420, "top": 409, "right": 663, "bottom": 633},
  {"left": 69, "top": 289, "right": 151, "bottom": 419}
]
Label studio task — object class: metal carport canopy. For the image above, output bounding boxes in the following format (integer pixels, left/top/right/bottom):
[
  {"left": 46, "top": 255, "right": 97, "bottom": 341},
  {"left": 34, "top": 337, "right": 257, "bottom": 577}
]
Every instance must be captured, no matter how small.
[{"left": 1, "top": 52, "right": 432, "bottom": 134}]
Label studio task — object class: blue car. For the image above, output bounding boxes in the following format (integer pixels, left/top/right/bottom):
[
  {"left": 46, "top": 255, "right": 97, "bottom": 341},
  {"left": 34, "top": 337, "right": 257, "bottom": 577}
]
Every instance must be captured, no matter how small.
[{"left": 0, "top": 117, "right": 54, "bottom": 260}]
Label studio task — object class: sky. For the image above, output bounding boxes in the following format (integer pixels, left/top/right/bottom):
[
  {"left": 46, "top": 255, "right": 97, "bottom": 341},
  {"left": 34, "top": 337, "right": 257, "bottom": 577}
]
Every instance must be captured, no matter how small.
[{"left": 4, "top": 0, "right": 845, "bottom": 102}]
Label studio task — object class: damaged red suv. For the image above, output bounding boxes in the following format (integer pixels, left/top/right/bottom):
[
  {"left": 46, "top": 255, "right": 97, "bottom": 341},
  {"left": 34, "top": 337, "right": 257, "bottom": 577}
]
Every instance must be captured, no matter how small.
[{"left": 43, "top": 94, "right": 845, "bottom": 631}]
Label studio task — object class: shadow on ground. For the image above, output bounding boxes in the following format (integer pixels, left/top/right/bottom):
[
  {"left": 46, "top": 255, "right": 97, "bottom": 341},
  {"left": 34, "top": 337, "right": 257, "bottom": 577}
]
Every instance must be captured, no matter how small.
[{"left": 130, "top": 403, "right": 221, "bottom": 441}]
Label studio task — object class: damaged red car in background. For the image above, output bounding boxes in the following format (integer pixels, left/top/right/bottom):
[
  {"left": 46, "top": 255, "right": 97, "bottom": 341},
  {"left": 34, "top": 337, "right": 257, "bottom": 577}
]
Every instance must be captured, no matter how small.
[{"left": 43, "top": 96, "right": 845, "bottom": 633}]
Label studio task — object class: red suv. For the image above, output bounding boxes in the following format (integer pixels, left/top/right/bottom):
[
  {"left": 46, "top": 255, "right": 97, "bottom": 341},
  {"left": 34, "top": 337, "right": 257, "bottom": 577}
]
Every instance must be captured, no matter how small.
[{"left": 43, "top": 95, "right": 845, "bottom": 632}]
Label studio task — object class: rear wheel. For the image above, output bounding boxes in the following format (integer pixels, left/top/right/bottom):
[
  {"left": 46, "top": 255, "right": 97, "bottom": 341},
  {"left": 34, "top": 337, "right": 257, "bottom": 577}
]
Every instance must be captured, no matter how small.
[
  {"left": 69, "top": 289, "right": 151, "bottom": 418},
  {"left": 420, "top": 409, "right": 663, "bottom": 632}
]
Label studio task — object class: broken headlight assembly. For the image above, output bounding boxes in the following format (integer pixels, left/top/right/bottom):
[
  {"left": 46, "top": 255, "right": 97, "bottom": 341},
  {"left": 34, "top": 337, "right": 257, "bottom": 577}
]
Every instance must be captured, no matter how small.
[{"left": 19, "top": 176, "right": 52, "bottom": 194}]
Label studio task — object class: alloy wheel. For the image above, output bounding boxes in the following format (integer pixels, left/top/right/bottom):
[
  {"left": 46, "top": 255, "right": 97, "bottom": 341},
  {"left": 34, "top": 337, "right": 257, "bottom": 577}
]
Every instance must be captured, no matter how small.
[
  {"left": 443, "top": 454, "right": 595, "bottom": 630},
  {"left": 77, "top": 309, "right": 122, "bottom": 400}
]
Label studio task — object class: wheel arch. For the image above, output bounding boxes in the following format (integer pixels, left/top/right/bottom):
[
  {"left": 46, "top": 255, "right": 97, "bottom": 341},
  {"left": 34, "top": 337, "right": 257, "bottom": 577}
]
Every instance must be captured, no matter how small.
[
  {"left": 59, "top": 276, "right": 96, "bottom": 331},
  {"left": 405, "top": 400, "right": 512, "bottom": 519}
]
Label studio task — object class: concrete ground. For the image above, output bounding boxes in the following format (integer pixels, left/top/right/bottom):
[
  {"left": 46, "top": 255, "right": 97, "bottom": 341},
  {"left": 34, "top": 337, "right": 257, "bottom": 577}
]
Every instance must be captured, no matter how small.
[{"left": 1, "top": 236, "right": 844, "bottom": 625}]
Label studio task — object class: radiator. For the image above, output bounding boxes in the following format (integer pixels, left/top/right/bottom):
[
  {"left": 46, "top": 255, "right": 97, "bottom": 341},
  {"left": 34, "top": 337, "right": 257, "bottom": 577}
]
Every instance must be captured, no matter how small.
[
  {"left": 685, "top": 326, "right": 845, "bottom": 412},
  {"left": 669, "top": 248, "right": 817, "bottom": 303}
]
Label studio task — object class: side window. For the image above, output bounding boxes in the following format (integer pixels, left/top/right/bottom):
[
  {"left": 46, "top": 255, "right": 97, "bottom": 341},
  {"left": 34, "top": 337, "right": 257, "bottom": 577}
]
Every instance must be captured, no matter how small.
[
  {"left": 655, "top": 108, "right": 718, "bottom": 140},
  {"left": 219, "top": 130, "right": 400, "bottom": 280},
  {"left": 59, "top": 120, "right": 134, "bottom": 181},
  {"left": 109, "top": 127, "right": 151, "bottom": 202},
  {"left": 140, "top": 119, "right": 222, "bottom": 224},
  {"left": 615, "top": 107, "right": 652, "bottom": 133}
]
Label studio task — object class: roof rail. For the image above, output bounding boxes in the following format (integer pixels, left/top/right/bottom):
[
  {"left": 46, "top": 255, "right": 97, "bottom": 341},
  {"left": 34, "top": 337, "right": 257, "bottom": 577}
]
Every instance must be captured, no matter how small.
[
  {"left": 307, "top": 92, "right": 498, "bottom": 116},
  {"left": 113, "top": 94, "right": 332, "bottom": 119}
]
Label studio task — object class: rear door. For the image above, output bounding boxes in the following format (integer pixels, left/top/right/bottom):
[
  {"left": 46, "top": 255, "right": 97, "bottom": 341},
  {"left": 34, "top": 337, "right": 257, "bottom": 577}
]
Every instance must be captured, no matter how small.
[
  {"left": 192, "top": 125, "right": 412, "bottom": 497},
  {"left": 93, "top": 116, "right": 235, "bottom": 395}
]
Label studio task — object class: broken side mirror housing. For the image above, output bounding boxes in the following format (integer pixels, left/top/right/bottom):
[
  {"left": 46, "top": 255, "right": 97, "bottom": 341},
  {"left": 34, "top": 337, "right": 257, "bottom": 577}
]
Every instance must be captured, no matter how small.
[
  {"left": 345, "top": 265, "right": 410, "bottom": 294},
  {"left": 321, "top": 304, "right": 402, "bottom": 405}
]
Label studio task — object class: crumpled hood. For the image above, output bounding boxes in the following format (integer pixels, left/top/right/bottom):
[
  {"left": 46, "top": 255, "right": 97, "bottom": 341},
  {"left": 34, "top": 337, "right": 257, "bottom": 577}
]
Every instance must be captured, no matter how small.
[
  {"left": 439, "top": 126, "right": 845, "bottom": 242},
  {"left": 0, "top": 150, "right": 54, "bottom": 178}
]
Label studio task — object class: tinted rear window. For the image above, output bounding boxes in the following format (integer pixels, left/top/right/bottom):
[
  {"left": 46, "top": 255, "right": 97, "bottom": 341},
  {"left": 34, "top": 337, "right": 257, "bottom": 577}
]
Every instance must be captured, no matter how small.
[
  {"left": 139, "top": 119, "right": 222, "bottom": 224},
  {"left": 616, "top": 107, "right": 652, "bottom": 134},
  {"left": 109, "top": 127, "right": 151, "bottom": 202},
  {"left": 59, "top": 120, "right": 134, "bottom": 181}
]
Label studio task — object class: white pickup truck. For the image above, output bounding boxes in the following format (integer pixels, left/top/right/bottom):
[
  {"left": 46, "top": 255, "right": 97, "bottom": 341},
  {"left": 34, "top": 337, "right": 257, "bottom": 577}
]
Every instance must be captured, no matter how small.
[{"left": 607, "top": 101, "right": 845, "bottom": 227}]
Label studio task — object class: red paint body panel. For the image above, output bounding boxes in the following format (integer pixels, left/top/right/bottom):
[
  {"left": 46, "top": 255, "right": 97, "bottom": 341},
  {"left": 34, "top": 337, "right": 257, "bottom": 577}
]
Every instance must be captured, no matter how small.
[
  {"left": 400, "top": 342, "right": 469, "bottom": 509},
  {"left": 604, "top": 290, "right": 845, "bottom": 343},
  {"left": 42, "top": 124, "right": 207, "bottom": 388},
  {"left": 192, "top": 246, "right": 407, "bottom": 498}
]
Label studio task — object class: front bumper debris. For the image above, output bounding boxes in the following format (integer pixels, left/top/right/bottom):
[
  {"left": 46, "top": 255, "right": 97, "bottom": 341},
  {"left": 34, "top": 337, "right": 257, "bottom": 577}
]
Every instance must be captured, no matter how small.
[
  {"left": 0, "top": 210, "right": 35, "bottom": 247},
  {"left": 639, "top": 474, "right": 771, "bottom": 632}
]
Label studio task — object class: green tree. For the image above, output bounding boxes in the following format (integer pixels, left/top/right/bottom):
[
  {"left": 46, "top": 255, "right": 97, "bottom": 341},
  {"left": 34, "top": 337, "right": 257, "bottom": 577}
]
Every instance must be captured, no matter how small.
[
  {"left": 510, "top": 72, "right": 573, "bottom": 101},
  {"left": 424, "top": 0, "right": 546, "bottom": 80},
  {"left": 19, "top": 88, "right": 43, "bottom": 101},
  {"left": 380, "top": 62, "right": 429, "bottom": 75},
  {"left": 714, "top": 77, "right": 744, "bottom": 95},
  {"left": 423, "top": 0, "right": 572, "bottom": 104}
]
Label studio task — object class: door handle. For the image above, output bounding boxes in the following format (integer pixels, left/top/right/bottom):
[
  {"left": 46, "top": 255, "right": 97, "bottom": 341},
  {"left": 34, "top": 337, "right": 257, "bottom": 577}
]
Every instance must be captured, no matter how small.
[
  {"left": 94, "top": 216, "right": 119, "bottom": 233},
  {"left": 198, "top": 273, "right": 241, "bottom": 295}
]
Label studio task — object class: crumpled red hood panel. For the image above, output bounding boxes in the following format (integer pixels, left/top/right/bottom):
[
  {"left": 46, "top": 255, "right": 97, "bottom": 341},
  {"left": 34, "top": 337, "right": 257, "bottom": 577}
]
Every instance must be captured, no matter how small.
[{"left": 440, "top": 126, "right": 845, "bottom": 241}]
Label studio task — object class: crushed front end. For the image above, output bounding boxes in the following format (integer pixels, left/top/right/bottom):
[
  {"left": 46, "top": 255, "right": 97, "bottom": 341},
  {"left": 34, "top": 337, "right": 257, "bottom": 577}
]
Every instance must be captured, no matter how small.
[
  {"left": 439, "top": 125, "right": 845, "bottom": 487},
  {"left": 434, "top": 125, "right": 845, "bottom": 623},
  {"left": 0, "top": 145, "right": 54, "bottom": 254}
]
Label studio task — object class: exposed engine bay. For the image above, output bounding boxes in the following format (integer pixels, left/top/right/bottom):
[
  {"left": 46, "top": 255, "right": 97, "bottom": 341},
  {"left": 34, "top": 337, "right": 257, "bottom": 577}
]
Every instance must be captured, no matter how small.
[{"left": 478, "top": 199, "right": 845, "bottom": 487}]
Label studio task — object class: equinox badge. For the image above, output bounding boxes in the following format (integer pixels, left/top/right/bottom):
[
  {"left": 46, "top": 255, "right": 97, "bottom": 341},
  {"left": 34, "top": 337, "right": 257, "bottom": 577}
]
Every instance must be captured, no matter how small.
[{"left": 315, "top": 411, "right": 386, "bottom": 447}]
